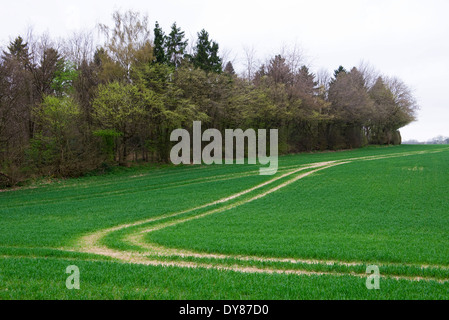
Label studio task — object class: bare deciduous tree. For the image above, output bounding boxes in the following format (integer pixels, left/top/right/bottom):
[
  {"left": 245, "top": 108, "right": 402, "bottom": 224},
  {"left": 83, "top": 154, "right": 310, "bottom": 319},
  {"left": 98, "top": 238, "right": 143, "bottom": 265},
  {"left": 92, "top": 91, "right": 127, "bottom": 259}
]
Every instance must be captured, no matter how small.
[
  {"left": 280, "top": 42, "right": 306, "bottom": 75},
  {"left": 242, "top": 45, "right": 258, "bottom": 81},
  {"left": 358, "top": 60, "right": 380, "bottom": 90},
  {"left": 98, "top": 10, "right": 152, "bottom": 81},
  {"left": 62, "top": 30, "right": 95, "bottom": 67}
]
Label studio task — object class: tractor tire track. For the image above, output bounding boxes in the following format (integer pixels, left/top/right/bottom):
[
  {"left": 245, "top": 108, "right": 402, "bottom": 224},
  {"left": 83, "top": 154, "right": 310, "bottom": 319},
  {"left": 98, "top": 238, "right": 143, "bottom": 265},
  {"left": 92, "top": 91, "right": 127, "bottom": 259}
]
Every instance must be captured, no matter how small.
[{"left": 71, "top": 149, "right": 449, "bottom": 283}]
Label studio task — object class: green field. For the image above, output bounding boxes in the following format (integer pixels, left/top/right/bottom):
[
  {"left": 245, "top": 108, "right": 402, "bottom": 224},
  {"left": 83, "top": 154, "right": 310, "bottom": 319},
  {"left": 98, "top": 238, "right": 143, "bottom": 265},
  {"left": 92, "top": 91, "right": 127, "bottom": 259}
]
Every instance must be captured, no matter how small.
[{"left": 1, "top": 145, "right": 449, "bottom": 299}]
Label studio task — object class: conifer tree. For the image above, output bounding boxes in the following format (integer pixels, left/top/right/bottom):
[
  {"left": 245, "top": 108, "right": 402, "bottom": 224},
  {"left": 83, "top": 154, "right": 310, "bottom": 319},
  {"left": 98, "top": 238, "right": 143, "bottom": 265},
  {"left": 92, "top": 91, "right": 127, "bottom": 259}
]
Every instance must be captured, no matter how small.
[
  {"left": 191, "top": 29, "right": 222, "bottom": 73},
  {"left": 165, "top": 22, "right": 188, "bottom": 68},
  {"left": 153, "top": 21, "right": 167, "bottom": 64}
]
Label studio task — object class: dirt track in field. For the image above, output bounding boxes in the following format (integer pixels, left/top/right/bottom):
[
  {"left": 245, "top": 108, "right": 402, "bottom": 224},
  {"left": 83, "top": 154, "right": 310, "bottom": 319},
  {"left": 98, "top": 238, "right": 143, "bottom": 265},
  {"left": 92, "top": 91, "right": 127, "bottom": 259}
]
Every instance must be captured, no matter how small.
[{"left": 71, "top": 149, "right": 449, "bottom": 283}]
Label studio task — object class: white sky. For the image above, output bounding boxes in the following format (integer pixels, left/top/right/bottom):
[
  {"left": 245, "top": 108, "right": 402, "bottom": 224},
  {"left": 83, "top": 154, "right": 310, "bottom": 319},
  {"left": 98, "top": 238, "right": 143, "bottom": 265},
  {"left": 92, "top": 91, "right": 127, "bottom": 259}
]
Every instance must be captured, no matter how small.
[{"left": 1, "top": 0, "right": 448, "bottom": 141}]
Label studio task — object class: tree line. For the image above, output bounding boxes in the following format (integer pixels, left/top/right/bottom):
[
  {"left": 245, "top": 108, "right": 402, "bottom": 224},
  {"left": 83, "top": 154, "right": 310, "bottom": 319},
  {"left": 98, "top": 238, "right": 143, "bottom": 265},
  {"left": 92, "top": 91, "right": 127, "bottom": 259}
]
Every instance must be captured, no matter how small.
[{"left": 0, "top": 10, "right": 418, "bottom": 187}]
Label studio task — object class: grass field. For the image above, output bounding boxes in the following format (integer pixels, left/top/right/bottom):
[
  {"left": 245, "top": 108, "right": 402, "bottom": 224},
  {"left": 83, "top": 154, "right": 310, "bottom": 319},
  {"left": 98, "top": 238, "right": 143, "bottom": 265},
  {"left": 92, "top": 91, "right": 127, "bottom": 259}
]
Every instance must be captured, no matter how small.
[{"left": 1, "top": 145, "right": 449, "bottom": 299}]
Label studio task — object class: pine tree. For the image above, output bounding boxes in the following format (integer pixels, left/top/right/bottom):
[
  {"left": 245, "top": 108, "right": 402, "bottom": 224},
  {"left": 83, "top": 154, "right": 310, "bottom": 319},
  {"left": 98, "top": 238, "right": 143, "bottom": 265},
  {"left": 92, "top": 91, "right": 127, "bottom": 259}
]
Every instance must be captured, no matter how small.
[
  {"left": 191, "top": 29, "right": 222, "bottom": 73},
  {"left": 153, "top": 22, "right": 167, "bottom": 64},
  {"left": 328, "top": 65, "right": 347, "bottom": 88},
  {"left": 165, "top": 22, "right": 188, "bottom": 68},
  {"left": 3, "top": 36, "right": 32, "bottom": 68},
  {"left": 224, "top": 61, "right": 235, "bottom": 75},
  {"left": 332, "top": 65, "right": 347, "bottom": 81}
]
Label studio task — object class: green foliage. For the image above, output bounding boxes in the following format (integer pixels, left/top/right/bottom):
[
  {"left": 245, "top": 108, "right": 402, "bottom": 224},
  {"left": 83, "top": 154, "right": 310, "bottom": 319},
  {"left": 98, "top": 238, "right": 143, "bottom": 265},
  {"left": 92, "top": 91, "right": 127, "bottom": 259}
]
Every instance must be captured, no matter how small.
[
  {"left": 26, "top": 132, "right": 57, "bottom": 168},
  {"left": 190, "top": 29, "right": 222, "bottom": 73},
  {"left": 51, "top": 60, "right": 78, "bottom": 95},
  {"left": 38, "top": 95, "right": 80, "bottom": 134},
  {"left": 93, "top": 129, "right": 123, "bottom": 161},
  {"left": 92, "top": 81, "right": 153, "bottom": 163},
  {"left": 93, "top": 82, "right": 146, "bottom": 129},
  {"left": 0, "top": 11, "right": 419, "bottom": 184},
  {"left": 27, "top": 95, "right": 81, "bottom": 174},
  {"left": 165, "top": 22, "right": 188, "bottom": 68},
  {"left": 153, "top": 21, "right": 167, "bottom": 64}
]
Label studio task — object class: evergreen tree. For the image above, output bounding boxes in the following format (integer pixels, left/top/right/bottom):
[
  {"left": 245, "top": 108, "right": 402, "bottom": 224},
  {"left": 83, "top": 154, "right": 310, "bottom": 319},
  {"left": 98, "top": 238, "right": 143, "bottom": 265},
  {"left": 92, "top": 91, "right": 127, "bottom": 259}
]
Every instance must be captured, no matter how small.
[
  {"left": 224, "top": 61, "right": 235, "bottom": 75},
  {"left": 153, "top": 21, "right": 167, "bottom": 64},
  {"left": 191, "top": 29, "right": 222, "bottom": 73},
  {"left": 165, "top": 22, "right": 188, "bottom": 68},
  {"left": 0, "top": 11, "right": 421, "bottom": 184},
  {"left": 330, "top": 65, "right": 347, "bottom": 85},
  {"left": 3, "top": 36, "right": 32, "bottom": 69},
  {"left": 266, "top": 55, "right": 291, "bottom": 84}
]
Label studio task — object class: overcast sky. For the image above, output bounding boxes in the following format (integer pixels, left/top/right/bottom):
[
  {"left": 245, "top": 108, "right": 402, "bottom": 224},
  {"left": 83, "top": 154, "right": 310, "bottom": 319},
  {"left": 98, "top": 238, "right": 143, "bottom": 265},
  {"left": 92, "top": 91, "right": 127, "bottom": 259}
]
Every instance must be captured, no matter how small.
[{"left": 1, "top": 0, "right": 448, "bottom": 141}]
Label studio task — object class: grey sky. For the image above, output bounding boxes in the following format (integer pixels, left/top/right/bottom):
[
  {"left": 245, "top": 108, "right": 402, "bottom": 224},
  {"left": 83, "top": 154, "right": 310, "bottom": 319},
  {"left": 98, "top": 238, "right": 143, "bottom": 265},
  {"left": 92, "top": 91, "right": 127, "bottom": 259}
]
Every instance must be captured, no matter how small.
[{"left": 1, "top": 0, "right": 448, "bottom": 141}]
